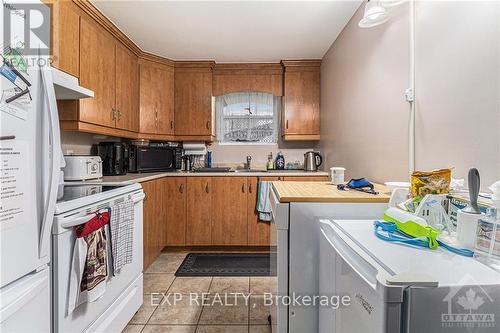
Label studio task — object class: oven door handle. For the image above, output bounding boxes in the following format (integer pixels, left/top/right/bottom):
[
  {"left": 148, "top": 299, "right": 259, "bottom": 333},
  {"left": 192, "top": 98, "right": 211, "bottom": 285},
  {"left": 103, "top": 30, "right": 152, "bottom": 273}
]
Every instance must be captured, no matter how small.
[
  {"left": 131, "top": 192, "right": 146, "bottom": 204},
  {"left": 59, "top": 192, "right": 145, "bottom": 229},
  {"left": 60, "top": 211, "right": 105, "bottom": 229}
]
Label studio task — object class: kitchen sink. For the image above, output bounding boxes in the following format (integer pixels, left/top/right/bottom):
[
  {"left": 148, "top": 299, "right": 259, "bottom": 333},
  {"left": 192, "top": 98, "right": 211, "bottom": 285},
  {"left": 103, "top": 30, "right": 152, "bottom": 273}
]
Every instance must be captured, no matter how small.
[{"left": 233, "top": 169, "right": 268, "bottom": 173}]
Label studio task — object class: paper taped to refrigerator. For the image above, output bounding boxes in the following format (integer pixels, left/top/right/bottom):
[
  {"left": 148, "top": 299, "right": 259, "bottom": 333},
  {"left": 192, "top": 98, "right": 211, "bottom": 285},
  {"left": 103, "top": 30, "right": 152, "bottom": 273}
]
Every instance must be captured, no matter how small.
[
  {"left": 0, "top": 141, "right": 30, "bottom": 226},
  {"left": 0, "top": 88, "right": 30, "bottom": 120}
]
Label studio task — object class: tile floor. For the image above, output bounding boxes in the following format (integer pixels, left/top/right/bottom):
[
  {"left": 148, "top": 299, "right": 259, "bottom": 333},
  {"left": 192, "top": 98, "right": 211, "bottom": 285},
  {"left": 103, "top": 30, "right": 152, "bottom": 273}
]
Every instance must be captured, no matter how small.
[{"left": 123, "top": 252, "right": 276, "bottom": 333}]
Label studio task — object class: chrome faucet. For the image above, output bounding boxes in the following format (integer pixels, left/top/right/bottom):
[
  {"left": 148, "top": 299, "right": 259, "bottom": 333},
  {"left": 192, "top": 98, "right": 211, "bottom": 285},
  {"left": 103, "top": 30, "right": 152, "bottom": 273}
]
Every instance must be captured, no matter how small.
[{"left": 246, "top": 156, "right": 252, "bottom": 170}]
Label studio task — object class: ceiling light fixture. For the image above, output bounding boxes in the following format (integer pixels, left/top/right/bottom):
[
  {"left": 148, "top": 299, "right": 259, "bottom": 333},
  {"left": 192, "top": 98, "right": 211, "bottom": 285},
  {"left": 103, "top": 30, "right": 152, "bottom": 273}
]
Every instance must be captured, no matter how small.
[
  {"left": 358, "top": 1, "right": 390, "bottom": 28},
  {"left": 380, "top": 0, "right": 406, "bottom": 8}
]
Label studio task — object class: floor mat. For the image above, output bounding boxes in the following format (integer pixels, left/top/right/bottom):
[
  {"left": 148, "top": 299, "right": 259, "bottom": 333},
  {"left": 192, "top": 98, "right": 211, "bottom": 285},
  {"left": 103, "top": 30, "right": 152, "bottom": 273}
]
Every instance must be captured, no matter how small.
[{"left": 175, "top": 253, "right": 274, "bottom": 277}]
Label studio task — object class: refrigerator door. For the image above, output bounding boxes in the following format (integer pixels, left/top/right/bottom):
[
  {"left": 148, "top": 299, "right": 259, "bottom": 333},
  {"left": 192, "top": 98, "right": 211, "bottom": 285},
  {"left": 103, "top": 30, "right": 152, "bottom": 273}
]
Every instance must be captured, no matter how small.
[
  {"left": 319, "top": 219, "right": 404, "bottom": 333},
  {"left": 0, "top": 38, "right": 61, "bottom": 287},
  {"left": 1, "top": 66, "right": 42, "bottom": 287},
  {"left": 0, "top": 268, "right": 50, "bottom": 332}
]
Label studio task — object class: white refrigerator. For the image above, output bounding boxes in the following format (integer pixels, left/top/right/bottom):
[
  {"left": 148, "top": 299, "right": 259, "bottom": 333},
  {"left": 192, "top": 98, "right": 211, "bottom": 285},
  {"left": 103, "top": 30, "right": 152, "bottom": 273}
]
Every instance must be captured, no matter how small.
[{"left": 0, "top": 2, "right": 63, "bottom": 331}]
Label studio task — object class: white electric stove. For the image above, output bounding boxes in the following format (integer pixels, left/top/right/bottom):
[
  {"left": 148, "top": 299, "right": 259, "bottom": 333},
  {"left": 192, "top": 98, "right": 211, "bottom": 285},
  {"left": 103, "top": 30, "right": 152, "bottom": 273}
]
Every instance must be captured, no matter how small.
[{"left": 52, "top": 183, "right": 144, "bottom": 333}]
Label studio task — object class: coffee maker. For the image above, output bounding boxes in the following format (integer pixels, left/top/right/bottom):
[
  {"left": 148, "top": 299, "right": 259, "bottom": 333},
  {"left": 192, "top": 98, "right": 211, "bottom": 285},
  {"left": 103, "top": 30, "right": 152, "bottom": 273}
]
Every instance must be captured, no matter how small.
[{"left": 97, "top": 142, "right": 128, "bottom": 175}]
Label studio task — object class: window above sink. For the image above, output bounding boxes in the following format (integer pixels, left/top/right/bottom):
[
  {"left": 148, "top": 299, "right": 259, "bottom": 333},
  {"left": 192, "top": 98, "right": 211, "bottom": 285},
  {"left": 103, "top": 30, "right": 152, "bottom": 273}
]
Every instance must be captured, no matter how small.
[{"left": 216, "top": 91, "right": 281, "bottom": 145}]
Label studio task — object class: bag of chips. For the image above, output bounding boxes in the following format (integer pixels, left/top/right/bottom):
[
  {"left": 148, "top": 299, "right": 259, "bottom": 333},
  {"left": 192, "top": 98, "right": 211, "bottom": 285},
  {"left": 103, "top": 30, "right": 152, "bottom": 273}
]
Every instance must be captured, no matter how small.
[{"left": 411, "top": 168, "right": 452, "bottom": 199}]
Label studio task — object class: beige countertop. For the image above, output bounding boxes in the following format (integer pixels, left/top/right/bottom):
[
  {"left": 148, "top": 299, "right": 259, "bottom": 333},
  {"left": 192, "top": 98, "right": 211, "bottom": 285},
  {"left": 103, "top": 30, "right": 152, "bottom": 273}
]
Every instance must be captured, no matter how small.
[
  {"left": 272, "top": 181, "right": 391, "bottom": 203},
  {"left": 66, "top": 170, "right": 329, "bottom": 185}
]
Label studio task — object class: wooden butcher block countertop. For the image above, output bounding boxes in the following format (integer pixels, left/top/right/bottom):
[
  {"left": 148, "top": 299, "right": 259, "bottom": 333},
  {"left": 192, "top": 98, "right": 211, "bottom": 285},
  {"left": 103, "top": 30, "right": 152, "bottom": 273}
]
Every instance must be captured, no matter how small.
[{"left": 272, "top": 181, "right": 391, "bottom": 203}]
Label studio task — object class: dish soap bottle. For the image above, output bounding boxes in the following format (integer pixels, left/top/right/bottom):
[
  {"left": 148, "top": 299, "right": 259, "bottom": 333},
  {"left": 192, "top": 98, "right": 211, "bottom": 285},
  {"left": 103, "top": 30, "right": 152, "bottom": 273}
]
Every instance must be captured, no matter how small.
[
  {"left": 267, "top": 152, "right": 274, "bottom": 170},
  {"left": 275, "top": 151, "right": 285, "bottom": 170}
]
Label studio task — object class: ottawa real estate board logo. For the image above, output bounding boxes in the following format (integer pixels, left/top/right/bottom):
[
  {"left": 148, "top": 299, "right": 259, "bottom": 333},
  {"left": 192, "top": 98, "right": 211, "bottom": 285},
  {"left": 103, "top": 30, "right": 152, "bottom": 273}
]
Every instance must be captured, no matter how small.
[{"left": 442, "top": 275, "right": 496, "bottom": 329}]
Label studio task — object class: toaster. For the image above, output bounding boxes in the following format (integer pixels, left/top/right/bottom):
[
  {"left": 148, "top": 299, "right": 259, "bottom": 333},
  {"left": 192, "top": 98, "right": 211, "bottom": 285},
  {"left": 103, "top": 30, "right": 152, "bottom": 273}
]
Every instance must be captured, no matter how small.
[{"left": 63, "top": 155, "right": 103, "bottom": 181}]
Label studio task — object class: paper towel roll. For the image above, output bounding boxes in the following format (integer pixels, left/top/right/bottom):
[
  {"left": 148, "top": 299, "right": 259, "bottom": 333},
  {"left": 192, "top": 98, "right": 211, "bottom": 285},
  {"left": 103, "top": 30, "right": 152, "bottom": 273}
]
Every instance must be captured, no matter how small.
[{"left": 183, "top": 142, "right": 207, "bottom": 156}]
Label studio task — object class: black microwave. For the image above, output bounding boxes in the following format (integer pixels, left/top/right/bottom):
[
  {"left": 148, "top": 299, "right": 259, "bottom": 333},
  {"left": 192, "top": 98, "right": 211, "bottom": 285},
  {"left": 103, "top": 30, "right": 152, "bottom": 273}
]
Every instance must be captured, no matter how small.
[{"left": 128, "top": 145, "right": 182, "bottom": 173}]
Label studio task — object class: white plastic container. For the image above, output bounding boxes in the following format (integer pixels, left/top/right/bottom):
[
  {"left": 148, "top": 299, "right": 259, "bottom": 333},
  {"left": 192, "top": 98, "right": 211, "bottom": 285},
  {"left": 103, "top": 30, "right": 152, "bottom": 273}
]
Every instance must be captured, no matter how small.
[
  {"left": 330, "top": 167, "right": 345, "bottom": 185},
  {"left": 474, "top": 181, "right": 500, "bottom": 271},
  {"left": 457, "top": 210, "right": 481, "bottom": 249}
]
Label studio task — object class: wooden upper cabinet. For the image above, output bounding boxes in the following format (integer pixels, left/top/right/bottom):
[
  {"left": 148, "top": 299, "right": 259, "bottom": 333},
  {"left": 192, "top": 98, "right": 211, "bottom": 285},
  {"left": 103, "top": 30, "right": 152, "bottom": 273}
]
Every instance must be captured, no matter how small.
[
  {"left": 79, "top": 18, "right": 116, "bottom": 128},
  {"left": 139, "top": 60, "right": 175, "bottom": 137},
  {"left": 186, "top": 177, "right": 212, "bottom": 245},
  {"left": 139, "top": 62, "right": 157, "bottom": 134},
  {"left": 213, "top": 63, "right": 283, "bottom": 96},
  {"left": 174, "top": 62, "right": 215, "bottom": 140},
  {"left": 281, "top": 60, "right": 321, "bottom": 141},
  {"left": 157, "top": 67, "right": 175, "bottom": 135},
  {"left": 212, "top": 177, "right": 248, "bottom": 246},
  {"left": 165, "top": 177, "right": 187, "bottom": 246},
  {"left": 51, "top": 0, "right": 80, "bottom": 77},
  {"left": 115, "top": 43, "right": 139, "bottom": 132}
]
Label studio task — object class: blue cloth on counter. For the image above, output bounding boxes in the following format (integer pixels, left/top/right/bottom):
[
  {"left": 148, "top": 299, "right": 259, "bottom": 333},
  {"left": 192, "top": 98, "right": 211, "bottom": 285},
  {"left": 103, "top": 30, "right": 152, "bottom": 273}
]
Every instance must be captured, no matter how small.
[{"left": 256, "top": 181, "right": 272, "bottom": 222}]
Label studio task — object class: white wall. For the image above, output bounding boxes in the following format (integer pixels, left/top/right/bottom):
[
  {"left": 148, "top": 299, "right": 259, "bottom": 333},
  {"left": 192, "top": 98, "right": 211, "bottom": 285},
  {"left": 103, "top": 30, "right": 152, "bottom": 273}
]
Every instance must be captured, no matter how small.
[
  {"left": 318, "top": 2, "right": 410, "bottom": 183},
  {"left": 60, "top": 130, "right": 313, "bottom": 167},
  {"left": 209, "top": 139, "right": 314, "bottom": 168},
  {"left": 414, "top": 1, "right": 500, "bottom": 187},
  {"left": 319, "top": 1, "right": 500, "bottom": 188},
  {"left": 60, "top": 131, "right": 119, "bottom": 155}
]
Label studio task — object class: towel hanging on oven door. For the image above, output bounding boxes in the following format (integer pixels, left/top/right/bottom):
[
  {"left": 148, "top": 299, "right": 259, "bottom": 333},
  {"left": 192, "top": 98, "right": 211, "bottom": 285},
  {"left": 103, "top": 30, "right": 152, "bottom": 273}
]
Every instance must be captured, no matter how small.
[
  {"left": 67, "top": 211, "right": 110, "bottom": 315},
  {"left": 109, "top": 199, "right": 135, "bottom": 275}
]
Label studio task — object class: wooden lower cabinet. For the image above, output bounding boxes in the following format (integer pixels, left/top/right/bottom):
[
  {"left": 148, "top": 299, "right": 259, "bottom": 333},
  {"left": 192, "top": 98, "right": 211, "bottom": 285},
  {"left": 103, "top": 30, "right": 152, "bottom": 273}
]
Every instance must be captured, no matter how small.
[
  {"left": 186, "top": 177, "right": 212, "bottom": 245},
  {"left": 141, "top": 175, "right": 328, "bottom": 259},
  {"left": 247, "top": 177, "right": 279, "bottom": 246},
  {"left": 284, "top": 176, "right": 329, "bottom": 181},
  {"left": 212, "top": 177, "right": 248, "bottom": 246},
  {"left": 165, "top": 177, "right": 187, "bottom": 246},
  {"left": 142, "top": 180, "right": 165, "bottom": 269}
]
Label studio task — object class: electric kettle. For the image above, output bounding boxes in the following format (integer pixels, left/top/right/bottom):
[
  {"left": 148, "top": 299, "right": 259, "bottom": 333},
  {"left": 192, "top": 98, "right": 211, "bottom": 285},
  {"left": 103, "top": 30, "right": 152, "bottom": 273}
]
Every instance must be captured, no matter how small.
[{"left": 304, "top": 151, "right": 323, "bottom": 171}]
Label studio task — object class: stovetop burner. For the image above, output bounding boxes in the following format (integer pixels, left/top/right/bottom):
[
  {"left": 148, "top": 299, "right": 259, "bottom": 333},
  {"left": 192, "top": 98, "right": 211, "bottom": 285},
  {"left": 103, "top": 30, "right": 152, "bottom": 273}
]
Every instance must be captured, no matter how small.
[{"left": 56, "top": 184, "right": 125, "bottom": 204}]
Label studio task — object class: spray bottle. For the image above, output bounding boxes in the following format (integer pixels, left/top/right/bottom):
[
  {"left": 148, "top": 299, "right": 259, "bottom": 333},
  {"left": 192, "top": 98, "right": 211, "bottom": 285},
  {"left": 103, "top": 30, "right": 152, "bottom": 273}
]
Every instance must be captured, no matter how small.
[{"left": 474, "top": 180, "right": 500, "bottom": 271}]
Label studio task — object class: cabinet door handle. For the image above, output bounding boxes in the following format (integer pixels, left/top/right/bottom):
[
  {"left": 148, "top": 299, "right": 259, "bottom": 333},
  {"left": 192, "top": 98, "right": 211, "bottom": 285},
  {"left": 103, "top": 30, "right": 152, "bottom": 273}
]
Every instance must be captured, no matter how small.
[
  {"left": 286, "top": 120, "right": 289, "bottom": 129},
  {"left": 111, "top": 108, "right": 116, "bottom": 120},
  {"left": 179, "top": 183, "right": 184, "bottom": 194},
  {"left": 249, "top": 183, "right": 252, "bottom": 193},
  {"left": 155, "top": 108, "right": 158, "bottom": 121},
  {"left": 205, "top": 183, "right": 209, "bottom": 193},
  {"left": 117, "top": 109, "right": 121, "bottom": 120},
  {"left": 171, "top": 120, "right": 174, "bottom": 129},
  {"left": 242, "top": 183, "right": 245, "bottom": 193},
  {"left": 206, "top": 121, "right": 210, "bottom": 130}
]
